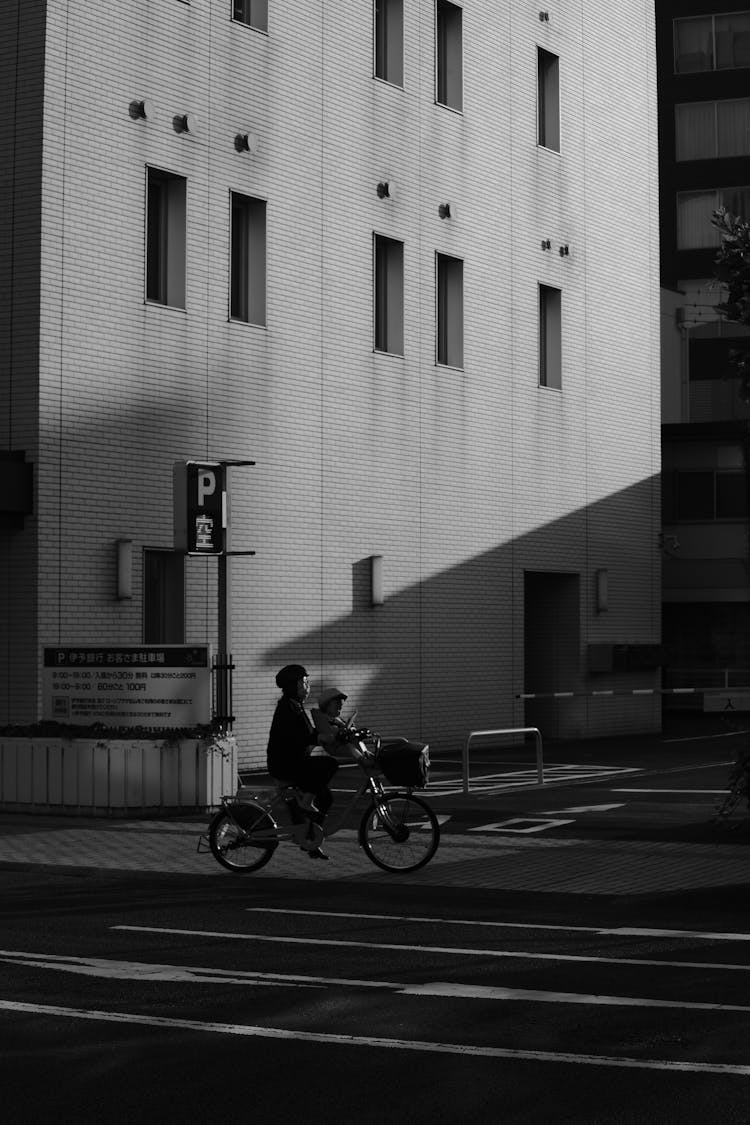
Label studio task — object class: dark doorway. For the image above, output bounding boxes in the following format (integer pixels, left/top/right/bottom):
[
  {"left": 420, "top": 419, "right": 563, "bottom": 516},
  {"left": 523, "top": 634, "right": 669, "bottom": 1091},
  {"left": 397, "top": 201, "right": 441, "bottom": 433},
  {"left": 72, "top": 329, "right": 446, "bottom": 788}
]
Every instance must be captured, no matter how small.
[{"left": 524, "top": 570, "right": 580, "bottom": 738}]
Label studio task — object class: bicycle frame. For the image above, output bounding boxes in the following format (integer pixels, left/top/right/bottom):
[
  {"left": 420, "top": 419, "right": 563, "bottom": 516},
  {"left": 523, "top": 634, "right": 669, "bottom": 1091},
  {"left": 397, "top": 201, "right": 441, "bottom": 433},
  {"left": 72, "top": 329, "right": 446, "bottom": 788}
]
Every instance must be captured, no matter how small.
[{"left": 222, "top": 768, "right": 403, "bottom": 845}]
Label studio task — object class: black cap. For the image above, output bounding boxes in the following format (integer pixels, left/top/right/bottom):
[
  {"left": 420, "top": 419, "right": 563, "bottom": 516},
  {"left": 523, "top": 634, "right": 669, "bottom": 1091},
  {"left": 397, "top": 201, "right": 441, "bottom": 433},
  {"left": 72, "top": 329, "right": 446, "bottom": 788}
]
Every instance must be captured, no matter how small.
[{"left": 275, "top": 664, "right": 308, "bottom": 690}]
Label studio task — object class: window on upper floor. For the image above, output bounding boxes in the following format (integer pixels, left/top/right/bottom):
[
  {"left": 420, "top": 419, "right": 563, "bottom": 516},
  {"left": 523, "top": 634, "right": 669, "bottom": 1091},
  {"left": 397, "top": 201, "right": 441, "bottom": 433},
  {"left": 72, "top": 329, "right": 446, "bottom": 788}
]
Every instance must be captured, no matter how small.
[
  {"left": 676, "top": 186, "right": 750, "bottom": 248},
  {"left": 230, "top": 194, "right": 267, "bottom": 326},
  {"left": 663, "top": 469, "right": 748, "bottom": 521},
  {"left": 146, "top": 168, "right": 186, "bottom": 309},
  {"left": 374, "top": 234, "right": 404, "bottom": 355},
  {"left": 375, "top": 0, "right": 403, "bottom": 86},
  {"left": 539, "top": 284, "right": 562, "bottom": 389},
  {"left": 676, "top": 99, "right": 750, "bottom": 160},
  {"left": 233, "top": 0, "right": 268, "bottom": 32},
  {"left": 436, "top": 0, "right": 462, "bottom": 112},
  {"left": 674, "top": 12, "right": 750, "bottom": 73},
  {"left": 436, "top": 253, "right": 463, "bottom": 368},
  {"left": 537, "top": 48, "right": 560, "bottom": 152}
]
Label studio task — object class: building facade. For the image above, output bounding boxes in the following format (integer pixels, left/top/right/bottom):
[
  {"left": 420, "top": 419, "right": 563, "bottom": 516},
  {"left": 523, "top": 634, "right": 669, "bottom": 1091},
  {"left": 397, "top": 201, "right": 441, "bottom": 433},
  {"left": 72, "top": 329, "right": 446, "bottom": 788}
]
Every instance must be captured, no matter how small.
[
  {"left": 1, "top": 1, "right": 661, "bottom": 766},
  {"left": 657, "top": 1, "right": 750, "bottom": 700}
]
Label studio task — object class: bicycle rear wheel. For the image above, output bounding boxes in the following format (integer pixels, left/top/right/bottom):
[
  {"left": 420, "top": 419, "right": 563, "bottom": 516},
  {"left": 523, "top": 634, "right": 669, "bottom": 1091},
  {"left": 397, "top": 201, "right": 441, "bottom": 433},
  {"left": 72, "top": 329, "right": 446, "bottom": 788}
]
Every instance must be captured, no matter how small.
[
  {"left": 208, "top": 801, "right": 278, "bottom": 873},
  {"left": 359, "top": 792, "right": 440, "bottom": 873}
]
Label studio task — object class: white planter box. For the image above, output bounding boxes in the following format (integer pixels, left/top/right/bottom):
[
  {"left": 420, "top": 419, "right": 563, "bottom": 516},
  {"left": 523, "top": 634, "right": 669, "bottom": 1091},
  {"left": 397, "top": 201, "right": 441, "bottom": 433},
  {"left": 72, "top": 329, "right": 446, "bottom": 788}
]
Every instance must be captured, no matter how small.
[{"left": 0, "top": 736, "right": 236, "bottom": 815}]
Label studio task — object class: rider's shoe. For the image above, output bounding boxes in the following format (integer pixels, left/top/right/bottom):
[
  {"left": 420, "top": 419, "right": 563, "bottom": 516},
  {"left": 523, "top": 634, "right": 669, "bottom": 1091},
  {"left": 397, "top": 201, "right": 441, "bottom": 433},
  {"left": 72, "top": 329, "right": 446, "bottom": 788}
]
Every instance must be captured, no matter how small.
[
  {"left": 307, "top": 847, "right": 329, "bottom": 860},
  {"left": 296, "top": 791, "right": 319, "bottom": 814}
]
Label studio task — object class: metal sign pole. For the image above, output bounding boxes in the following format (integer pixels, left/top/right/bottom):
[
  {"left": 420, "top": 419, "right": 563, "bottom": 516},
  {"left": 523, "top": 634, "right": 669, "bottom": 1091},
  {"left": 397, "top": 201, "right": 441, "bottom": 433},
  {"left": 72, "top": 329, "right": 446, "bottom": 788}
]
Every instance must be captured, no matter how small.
[{"left": 217, "top": 461, "right": 256, "bottom": 713}]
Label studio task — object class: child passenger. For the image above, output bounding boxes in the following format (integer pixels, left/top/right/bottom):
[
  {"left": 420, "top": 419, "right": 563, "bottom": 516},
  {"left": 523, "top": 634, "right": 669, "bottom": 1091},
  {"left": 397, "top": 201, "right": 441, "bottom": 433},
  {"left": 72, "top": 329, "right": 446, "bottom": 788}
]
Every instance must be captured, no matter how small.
[{"left": 312, "top": 687, "right": 350, "bottom": 751}]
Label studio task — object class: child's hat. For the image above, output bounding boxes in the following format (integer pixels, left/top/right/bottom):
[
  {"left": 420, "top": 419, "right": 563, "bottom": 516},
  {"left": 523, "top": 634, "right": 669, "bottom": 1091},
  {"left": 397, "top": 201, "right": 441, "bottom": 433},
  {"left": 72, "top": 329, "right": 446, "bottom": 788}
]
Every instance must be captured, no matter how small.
[{"left": 318, "top": 687, "right": 347, "bottom": 708}]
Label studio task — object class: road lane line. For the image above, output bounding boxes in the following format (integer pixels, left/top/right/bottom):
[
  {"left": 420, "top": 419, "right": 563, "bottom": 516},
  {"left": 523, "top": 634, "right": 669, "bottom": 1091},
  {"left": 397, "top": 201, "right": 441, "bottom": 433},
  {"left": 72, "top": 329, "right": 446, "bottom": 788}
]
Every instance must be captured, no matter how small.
[
  {"left": 2, "top": 1000, "right": 749, "bottom": 1076},
  {"left": 246, "top": 908, "right": 750, "bottom": 944},
  {"left": 112, "top": 925, "right": 750, "bottom": 972},
  {"left": 7, "top": 951, "right": 750, "bottom": 1013},
  {"left": 0, "top": 951, "right": 322, "bottom": 987},
  {"left": 611, "top": 788, "right": 728, "bottom": 795},
  {"left": 400, "top": 983, "right": 750, "bottom": 1011}
]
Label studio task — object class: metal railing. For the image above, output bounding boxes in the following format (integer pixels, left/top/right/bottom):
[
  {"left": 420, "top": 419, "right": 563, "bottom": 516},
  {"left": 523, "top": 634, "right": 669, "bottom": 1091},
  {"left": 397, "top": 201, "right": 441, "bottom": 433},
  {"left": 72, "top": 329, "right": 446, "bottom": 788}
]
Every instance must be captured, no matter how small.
[{"left": 462, "top": 726, "right": 544, "bottom": 795}]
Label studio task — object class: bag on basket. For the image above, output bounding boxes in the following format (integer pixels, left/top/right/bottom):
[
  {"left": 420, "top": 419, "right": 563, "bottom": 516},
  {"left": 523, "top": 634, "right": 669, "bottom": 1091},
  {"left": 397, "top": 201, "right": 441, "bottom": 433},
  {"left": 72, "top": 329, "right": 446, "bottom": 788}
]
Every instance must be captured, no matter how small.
[{"left": 375, "top": 740, "right": 430, "bottom": 788}]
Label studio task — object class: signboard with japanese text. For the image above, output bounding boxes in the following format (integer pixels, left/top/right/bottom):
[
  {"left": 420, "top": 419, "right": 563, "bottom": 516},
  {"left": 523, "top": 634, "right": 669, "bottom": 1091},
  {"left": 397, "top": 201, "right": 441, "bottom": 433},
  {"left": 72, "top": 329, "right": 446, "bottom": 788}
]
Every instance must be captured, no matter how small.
[
  {"left": 42, "top": 646, "right": 211, "bottom": 728},
  {"left": 173, "top": 461, "right": 226, "bottom": 555}
]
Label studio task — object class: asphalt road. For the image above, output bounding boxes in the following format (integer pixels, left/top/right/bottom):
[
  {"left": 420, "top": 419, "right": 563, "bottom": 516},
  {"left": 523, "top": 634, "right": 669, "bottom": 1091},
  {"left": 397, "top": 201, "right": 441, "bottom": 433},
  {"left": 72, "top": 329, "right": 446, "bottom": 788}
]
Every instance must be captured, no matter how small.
[
  {"left": 2, "top": 870, "right": 750, "bottom": 1124},
  {"left": 3, "top": 723, "right": 750, "bottom": 1124}
]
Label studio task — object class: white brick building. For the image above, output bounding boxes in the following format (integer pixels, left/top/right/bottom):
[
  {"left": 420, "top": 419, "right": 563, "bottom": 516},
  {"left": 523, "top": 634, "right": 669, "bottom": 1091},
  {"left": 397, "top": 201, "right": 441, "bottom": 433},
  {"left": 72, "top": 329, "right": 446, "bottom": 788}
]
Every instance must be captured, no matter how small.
[{"left": 1, "top": 1, "right": 661, "bottom": 765}]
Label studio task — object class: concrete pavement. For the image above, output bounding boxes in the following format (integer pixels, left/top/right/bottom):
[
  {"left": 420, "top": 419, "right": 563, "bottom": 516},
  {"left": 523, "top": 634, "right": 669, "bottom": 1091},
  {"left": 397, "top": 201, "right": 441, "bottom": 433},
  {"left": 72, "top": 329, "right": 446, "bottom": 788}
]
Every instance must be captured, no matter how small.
[{"left": 0, "top": 718, "right": 748, "bottom": 894}]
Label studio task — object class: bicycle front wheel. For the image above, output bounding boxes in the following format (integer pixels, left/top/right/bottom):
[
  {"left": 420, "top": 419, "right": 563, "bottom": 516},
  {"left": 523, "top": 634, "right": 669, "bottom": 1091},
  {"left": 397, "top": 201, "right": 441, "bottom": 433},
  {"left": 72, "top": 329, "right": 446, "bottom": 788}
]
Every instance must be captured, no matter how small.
[
  {"left": 359, "top": 792, "right": 440, "bottom": 873},
  {"left": 208, "top": 801, "right": 278, "bottom": 873}
]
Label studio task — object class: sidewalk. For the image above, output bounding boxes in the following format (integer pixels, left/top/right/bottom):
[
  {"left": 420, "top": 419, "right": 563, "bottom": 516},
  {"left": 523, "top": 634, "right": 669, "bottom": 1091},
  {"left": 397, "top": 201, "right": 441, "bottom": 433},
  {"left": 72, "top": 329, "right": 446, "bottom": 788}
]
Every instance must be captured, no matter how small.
[{"left": 0, "top": 718, "right": 747, "bottom": 894}]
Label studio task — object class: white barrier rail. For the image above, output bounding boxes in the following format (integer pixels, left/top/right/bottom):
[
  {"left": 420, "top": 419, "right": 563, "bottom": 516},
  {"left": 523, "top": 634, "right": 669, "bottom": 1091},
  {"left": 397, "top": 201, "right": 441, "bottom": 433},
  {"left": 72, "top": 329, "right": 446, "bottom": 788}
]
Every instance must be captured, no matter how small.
[
  {"left": 518, "top": 685, "right": 750, "bottom": 699},
  {"left": 462, "top": 727, "right": 543, "bottom": 796}
]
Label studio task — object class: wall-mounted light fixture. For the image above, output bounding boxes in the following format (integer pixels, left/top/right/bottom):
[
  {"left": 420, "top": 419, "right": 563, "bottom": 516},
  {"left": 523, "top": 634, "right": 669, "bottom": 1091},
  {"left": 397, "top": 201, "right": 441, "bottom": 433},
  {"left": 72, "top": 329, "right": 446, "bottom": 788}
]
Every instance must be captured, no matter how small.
[
  {"left": 129, "top": 99, "right": 153, "bottom": 120},
  {"left": 376, "top": 181, "right": 394, "bottom": 200},
  {"left": 438, "top": 203, "right": 453, "bottom": 219},
  {"left": 234, "top": 132, "right": 260, "bottom": 154},
  {"left": 595, "top": 568, "right": 609, "bottom": 614},
  {"left": 539, "top": 11, "right": 550, "bottom": 21},
  {"left": 173, "top": 113, "right": 196, "bottom": 135},
  {"left": 117, "top": 539, "right": 133, "bottom": 600},
  {"left": 559, "top": 244, "right": 570, "bottom": 257},
  {"left": 541, "top": 238, "right": 551, "bottom": 250},
  {"left": 370, "top": 554, "right": 384, "bottom": 607}
]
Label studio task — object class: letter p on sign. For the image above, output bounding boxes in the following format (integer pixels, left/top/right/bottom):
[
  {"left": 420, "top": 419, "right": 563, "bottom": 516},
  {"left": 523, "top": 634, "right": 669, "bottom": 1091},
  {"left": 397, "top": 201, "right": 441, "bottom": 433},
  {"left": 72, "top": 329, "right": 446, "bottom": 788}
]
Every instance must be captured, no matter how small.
[
  {"left": 173, "top": 461, "right": 226, "bottom": 555},
  {"left": 197, "top": 470, "right": 216, "bottom": 507}
]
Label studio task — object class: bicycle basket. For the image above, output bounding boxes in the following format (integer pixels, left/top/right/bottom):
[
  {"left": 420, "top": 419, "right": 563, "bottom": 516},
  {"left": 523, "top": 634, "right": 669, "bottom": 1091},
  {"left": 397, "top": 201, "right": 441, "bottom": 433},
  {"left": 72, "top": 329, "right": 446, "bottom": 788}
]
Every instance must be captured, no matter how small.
[{"left": 375, "top": 740, "right": 430, "bottom": 788}]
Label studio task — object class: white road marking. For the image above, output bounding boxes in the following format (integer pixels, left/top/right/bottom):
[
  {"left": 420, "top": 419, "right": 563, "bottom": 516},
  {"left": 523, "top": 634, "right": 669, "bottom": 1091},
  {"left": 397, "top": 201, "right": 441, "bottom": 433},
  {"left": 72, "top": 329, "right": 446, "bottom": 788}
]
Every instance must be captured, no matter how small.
[
  {"left": 611, "top": 789, "right": 728, "bottom": 795},
  {"left": 0, "top": 951, "right": 320, "bottom": 987},
  {"left": 663, "top": 730, "right": 750, "bottom": 743},
  {"left": 429, "top": 765, "right": 641, "bottom": 796},
  {"left": 401, "top": 982, "right": 750, "bottom": 1012},
  {"left": 2, "top": 1000, "right": 749, "bottom": 1075},
  {"left": 543, "top": 804, "right": 625, "bottom": 814},
  {"left": 246, "top": 908, "right": 750, "bottom": 942},
  {"left": 468, "top": 818, "right": 574, "bottom": 834},
  {"left": 6, "top": 950, "right": 750, "bottom": 1013},
  {"left": 113, "top": 925, "right": 750, "bottom": 972}
]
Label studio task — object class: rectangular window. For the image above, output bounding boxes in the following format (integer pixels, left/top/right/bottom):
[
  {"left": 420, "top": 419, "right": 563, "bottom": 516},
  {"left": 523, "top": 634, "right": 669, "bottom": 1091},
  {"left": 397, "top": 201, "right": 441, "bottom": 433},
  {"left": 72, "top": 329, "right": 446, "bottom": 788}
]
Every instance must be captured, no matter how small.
[
  {"left": 143, "top": 550, "right": 185, "bottom": 644},
  {"left": 436, "top": 253, "right": 463, "bottom": 368},
  {"left": 375, "top": 0, "right": 403, "bottom": 86},
  {"left": 374, "top": 235, "right": 404, "bottom": 355},
  {"left": 230, "top": 194, "right": 266, "bottom": 325},
  {"left": 436, "top": 1, "right": 462, "bottom": 111},
  {"left": 674, "top": 13, "right": 750, "bottom": 73},
  {"left": 146, "top": 168, "right": 186, "bottom": 308},
  {"left": 717, "top": 471, "right": 748, "bottom": 518},
  {"left": 539, "top": 284, "right": 562, "bottom": 389},
  {"left": 676, "top": 99, "right": 750, "bottom": 160},
  {"left": 232, "top": 0, "right": 268, "bottom": 32},
  {"left": 672, "top": 470, "right": 748, "bottom": 520},
  {"left": 676, "top": 186, "right": 750, "bottom": 249},
  {"left": 537, "top": 48, "right": 560, "bottom": 151}
]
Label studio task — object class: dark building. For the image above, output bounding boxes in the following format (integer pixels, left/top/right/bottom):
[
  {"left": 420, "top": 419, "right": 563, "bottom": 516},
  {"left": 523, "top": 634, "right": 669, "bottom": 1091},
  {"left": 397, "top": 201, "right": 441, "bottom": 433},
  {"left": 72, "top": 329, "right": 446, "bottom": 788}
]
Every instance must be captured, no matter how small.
[{"left": 657, "top": 2, "right": 750, "bottom": 704}]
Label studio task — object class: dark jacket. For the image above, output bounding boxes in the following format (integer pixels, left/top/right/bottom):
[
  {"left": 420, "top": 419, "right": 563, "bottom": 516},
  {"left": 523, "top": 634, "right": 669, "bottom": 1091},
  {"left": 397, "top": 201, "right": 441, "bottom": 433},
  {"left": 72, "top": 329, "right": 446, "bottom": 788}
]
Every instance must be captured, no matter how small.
[{"left": 266, "top": 695, "right": 317, "bottom": 779}]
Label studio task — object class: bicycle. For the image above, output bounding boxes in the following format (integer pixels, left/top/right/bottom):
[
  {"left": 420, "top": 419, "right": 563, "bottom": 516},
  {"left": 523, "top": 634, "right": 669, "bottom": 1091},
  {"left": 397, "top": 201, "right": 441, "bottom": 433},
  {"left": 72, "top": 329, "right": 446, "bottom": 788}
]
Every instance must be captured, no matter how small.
[
  {"left": 714, "top": 743, "right": 750, "bottom": 827},
  {"left": 200, "top": 734, "right": 440, "bottom": 874}
]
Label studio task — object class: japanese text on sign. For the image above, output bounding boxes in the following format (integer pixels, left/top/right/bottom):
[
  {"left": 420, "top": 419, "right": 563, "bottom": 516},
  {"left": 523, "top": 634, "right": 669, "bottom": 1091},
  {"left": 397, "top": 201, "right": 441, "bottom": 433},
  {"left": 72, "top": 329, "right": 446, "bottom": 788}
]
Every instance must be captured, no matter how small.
[{"left": 42, "top": 646, "right": 211, "bottom": 727}]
